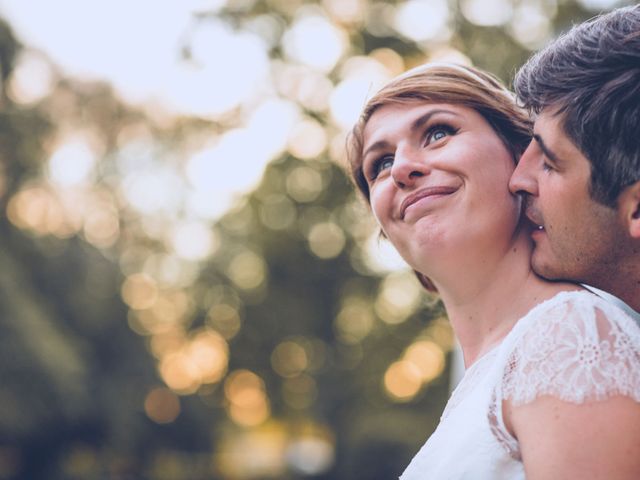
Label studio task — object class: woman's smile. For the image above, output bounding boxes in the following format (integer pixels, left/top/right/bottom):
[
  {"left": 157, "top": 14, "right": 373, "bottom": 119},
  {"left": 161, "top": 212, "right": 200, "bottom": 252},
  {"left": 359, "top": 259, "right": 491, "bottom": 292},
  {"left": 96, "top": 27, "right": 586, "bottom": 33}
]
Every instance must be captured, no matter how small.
[{"left": 400, "top": 185, "right": 460, "bottom": 220}]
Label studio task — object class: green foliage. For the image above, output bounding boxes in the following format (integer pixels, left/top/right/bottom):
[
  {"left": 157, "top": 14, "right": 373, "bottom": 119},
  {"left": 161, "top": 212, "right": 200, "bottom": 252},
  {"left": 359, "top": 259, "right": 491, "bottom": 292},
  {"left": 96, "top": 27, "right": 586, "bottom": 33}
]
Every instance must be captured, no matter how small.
[{"left": 0, "top": 1, "right": 631, "bottom": 478}]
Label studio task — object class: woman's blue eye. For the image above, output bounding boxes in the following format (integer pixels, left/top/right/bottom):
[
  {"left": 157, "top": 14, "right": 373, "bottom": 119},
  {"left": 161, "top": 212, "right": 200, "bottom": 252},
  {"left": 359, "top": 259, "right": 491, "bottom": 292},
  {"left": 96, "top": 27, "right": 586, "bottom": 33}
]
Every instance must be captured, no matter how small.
[
  {"left": 370, "top": 155, "right": 394, "bottom": 180},
  {"left": 424, "top": 124, "right": 456, "bottom": 145},
  {"left": 432, "top": 130, "right": 447, "bottom": 141}
]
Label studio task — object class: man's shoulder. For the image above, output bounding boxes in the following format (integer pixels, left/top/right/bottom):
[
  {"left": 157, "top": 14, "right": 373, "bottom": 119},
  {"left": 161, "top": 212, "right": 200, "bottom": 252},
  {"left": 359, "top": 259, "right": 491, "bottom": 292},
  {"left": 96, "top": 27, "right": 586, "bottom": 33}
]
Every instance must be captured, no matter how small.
[{"left": 581, "top": 284, "right": 640, "bottom": 325}]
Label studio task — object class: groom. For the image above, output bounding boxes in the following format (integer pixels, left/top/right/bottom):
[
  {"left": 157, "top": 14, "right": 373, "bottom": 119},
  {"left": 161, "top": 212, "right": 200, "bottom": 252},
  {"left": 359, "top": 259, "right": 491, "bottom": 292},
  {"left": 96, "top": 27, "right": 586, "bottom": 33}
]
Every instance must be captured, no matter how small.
[{"left": 509, "top": 4, "right": 640, "bottom": 320}]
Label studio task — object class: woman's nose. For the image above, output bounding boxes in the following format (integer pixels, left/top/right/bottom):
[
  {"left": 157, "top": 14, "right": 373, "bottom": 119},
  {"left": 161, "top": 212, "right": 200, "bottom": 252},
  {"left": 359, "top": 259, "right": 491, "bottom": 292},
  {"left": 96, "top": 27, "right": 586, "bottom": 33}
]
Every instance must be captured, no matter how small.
[{"left": 391, "top": 148, "right": 430, "bottom": 189}]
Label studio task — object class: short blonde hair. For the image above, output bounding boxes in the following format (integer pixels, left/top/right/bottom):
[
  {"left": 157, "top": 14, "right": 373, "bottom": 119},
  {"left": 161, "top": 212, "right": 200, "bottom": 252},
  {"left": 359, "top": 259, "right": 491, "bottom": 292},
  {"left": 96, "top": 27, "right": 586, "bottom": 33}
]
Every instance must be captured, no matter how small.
[
  {"left": 346, "top": 63, "right": 532, "bottom": 291},
  {"left": 347, "top": 63, "right": 532, "bottom": 203}
]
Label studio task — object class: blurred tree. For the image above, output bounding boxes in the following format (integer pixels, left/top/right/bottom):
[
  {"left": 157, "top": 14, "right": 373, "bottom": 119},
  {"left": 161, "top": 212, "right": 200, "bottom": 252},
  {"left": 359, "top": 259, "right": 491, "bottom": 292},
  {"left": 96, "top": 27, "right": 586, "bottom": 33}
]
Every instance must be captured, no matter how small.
[
  {"left": 0, "top": 19, "right": 165, "bottom": 479},
  {"left": 0, "top": 0, "right": 633, "bottom": 478}
]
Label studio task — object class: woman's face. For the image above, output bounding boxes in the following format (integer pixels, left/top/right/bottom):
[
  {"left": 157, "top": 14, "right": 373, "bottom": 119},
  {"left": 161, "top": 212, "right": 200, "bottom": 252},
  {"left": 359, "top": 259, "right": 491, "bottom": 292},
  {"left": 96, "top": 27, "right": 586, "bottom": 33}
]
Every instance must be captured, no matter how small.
[{"left": 361, "top": 102, "right": 521, "bottom": 276}]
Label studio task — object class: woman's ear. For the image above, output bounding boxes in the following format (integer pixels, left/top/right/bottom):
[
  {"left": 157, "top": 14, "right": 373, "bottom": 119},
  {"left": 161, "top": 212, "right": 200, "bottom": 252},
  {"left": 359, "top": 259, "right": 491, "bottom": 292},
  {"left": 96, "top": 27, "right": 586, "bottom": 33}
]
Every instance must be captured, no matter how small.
[{"left": 620, "top": 181, "right": 640, "bottom": 238}]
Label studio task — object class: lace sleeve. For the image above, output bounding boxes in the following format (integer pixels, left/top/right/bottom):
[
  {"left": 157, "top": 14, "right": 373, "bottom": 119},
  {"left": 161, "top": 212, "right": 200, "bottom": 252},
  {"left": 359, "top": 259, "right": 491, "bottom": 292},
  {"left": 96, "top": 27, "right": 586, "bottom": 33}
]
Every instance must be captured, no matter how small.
[{"left": 502, "top": 292, "right": 640, "bottom": 406}]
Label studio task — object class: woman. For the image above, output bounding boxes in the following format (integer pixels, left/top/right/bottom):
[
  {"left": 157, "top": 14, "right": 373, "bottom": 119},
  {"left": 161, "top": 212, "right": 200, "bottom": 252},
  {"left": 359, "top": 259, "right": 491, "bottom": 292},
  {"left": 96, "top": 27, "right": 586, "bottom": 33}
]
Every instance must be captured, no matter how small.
[{"left": 347, "top": 63, "right": 640, "bottom": 479}]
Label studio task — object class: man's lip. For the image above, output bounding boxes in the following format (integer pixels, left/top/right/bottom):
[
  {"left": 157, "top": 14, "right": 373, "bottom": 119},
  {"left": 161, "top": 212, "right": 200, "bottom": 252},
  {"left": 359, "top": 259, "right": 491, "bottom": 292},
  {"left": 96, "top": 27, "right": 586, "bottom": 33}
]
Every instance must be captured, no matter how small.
[
  {"left": 400, "top": 186, "right": 458, "bottom": 219},
  {"left": 524, "top": 209, "right": 545, "bottom": 231}
]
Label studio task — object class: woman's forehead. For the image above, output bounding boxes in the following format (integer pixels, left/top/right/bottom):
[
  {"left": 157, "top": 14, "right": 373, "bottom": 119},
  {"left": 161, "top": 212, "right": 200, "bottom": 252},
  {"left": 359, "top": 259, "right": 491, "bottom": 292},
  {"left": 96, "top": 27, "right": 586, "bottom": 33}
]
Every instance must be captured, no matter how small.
[{"left": 363, "top": 102, "right": 479, "bottom": 141}]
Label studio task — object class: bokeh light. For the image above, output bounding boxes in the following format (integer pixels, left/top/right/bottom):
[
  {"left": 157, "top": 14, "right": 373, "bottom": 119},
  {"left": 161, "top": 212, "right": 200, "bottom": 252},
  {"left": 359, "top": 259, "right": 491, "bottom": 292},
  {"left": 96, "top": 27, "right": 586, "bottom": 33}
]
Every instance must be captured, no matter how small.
[
  {"left": 274, "top": 64, "right": 331, "bottom": 112},
  {"left": 169, "top": 20, "right": 270, "bottom": 116},
  {"left": 384, "top": 360, "right": 423, "bottom": 401},
  {"left": 282, "top": 12, "right": 346, "bottom": 72},
  {"left": 6, "top": 186, "right": 73, "bottom": 237},
  {"left": 144, "top": 387, "right": 181, "bottom": 424},
  {"left": 394, "top": 0, "right": 450, "bottom": 42},
  {"left": 207, "top": 303, "right": 242, "bottom": 340},
  {"left": 362, "top": 234, "right": 410, "bottom": 273},
  {"left": 307, "top": 222, "right": 346, "bottom": 259},
  {"left": 285, "top": 434, "right": 334, "bottom": 475},
  {"left": 48, "top": 138, "right": 97, "bottom": 187},
  {"left": 122, "top": 166, "right": 184, "bottom": 216},
  {"left": 461, "top": 0, "right": 513, "bottom": 26},
  {"left": 508, "top": 4, "right": 552, "bottom": 49},
  {"left": 224, "top": 370, "right": 271, "bottom": 427},
  {"left": 334, "top": 296, "right": 375, "bottom": 344},
  {"left": 214, "top": 423, "right": 288, "bottom": 478},
  {"left": 259, "top": 194, "right": 297, "bottom": 231},
  {"left": 271, "top": 340, "right": 307, "bottom": 377},
  {"left": 6, "top": 50, "right": 56, "bottom": 105},
  {"left": 155, "top": 326, "right": 230, "bottom": 393},
  {"left": 185, "top": 100, "right": 298, "bottom": 221},
  {"left": 287, "top": 117, "right": 327, "bottom": 159},
  {"left": 160, "top": 351, "right": 201, "bottom": 393},
  {"left": 322, "top": 0, "right": 365, "bottom": 25},
  {"left": 329, "top": 56, "right": 391, "bottom": 129},
  {"left": 286, "top": 166, "right": 324, "bottom": 203},
  {"left": 121, "top": 273, "right": 159, "bottom": 310},
  {"left": 226, "top": 251, "right": 267, "bottom": 290},
  {"left": 0, "top": 0, "right": 617, "bottom": 477},
  {"left": 83, "top": 208, "right": 120, "bottom": 248},
  {"left": 188, "top": 329, "right": 229, "bottom": 383},
  {"left": 169, "top": 221, "right": 219, "bottom": 261},
  {"left": 404, "top": 340, "right": 446, "bottom": 383},
  {"left": 374, "top": 271, "right": 423, "bottom": 324}
]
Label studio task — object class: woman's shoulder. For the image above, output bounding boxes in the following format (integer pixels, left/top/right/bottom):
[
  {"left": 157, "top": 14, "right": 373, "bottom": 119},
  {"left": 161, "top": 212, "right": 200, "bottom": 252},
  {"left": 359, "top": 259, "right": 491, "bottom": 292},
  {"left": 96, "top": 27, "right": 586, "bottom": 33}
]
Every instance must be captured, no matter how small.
[
  {"left": 498, "top": 290, "right": 640, "bottom": 478},
  {"left": 502, "top": 289, "right": 640, "bottom": 406},
  {"left": 525, "top": 288, "right": 635, "bottom": 320},
  {"left": 518, "top": 289, "right": 640, "bottom": 340}
]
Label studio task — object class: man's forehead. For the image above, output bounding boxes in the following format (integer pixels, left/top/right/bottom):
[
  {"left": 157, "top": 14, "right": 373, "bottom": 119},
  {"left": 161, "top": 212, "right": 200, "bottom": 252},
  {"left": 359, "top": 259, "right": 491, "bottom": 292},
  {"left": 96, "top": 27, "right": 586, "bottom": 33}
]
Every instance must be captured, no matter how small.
[{"left": 532, "top": 107, "right": 568, "bottom": 137}]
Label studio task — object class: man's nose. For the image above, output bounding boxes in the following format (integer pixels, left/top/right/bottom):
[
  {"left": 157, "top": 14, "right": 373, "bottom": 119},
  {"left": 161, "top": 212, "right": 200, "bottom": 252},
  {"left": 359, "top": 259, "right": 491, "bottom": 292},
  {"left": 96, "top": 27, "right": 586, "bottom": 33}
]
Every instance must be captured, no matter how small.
[
  {"left": 509, "top": 142, "right": 539, "bottom": 196},
  {"left": 391, "top": 147, "right": 430, "bottom": 189}
]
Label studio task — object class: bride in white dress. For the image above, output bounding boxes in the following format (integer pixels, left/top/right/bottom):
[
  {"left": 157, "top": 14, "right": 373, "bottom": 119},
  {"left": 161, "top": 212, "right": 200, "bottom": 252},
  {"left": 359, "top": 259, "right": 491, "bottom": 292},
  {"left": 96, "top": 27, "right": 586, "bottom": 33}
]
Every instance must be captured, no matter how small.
[{"left": 346, "top": 63, "right": 640, "bottom": 479}]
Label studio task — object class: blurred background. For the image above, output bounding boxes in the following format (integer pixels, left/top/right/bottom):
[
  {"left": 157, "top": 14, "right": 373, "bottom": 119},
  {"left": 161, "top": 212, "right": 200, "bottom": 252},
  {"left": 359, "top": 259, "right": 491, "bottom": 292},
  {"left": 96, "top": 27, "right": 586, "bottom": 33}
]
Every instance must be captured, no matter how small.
[{"left": 0, "top": 0, "right": 631, "bottom": 478}]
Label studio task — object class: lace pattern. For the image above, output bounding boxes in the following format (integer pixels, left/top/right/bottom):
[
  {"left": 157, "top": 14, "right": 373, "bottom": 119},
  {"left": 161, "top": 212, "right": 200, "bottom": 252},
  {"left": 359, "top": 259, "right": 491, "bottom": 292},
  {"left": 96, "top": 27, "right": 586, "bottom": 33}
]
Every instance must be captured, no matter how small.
[
  {"left": 502, "top": 292, "right": 640, "bottom": 406},
  {"left": 488, "top": 291, "right": 640, "bottom": 459},
  {"left": 488, "top": 388, "right": 521, "bottom": 460}
]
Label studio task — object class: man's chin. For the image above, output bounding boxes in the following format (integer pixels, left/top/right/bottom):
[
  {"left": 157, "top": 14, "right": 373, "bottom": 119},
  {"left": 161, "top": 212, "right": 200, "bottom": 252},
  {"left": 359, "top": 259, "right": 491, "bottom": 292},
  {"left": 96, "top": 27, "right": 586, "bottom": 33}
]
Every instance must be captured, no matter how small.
[{"left": 530, "top": 252, "right": 563, "bottom": 281}]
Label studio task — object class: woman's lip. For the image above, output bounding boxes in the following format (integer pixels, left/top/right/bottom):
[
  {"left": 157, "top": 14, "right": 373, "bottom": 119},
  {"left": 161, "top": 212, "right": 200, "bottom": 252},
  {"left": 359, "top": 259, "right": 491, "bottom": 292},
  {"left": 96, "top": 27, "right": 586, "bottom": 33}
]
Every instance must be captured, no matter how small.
[{"left": 400, "top": 186, "right": 458, "bottom": 219}]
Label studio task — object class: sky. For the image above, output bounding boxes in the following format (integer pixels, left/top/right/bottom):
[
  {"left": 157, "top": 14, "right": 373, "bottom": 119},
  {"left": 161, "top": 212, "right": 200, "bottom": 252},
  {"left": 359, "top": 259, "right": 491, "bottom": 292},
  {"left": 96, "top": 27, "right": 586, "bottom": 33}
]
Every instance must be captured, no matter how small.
[
  {"left": 0, "top": 0, "right": 621, "bottom": 113},
  {"left": 0, "top": 0, "right": 270, "bottom": 115},
  {"left": 0, "top": 0, "right": 305, "bottom": 228}
]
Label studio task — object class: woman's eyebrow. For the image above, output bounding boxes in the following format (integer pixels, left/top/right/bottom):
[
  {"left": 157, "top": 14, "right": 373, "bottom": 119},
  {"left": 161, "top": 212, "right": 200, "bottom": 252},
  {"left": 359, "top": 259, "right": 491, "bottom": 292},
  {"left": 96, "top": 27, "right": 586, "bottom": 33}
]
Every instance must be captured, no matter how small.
[
  {"left": 363, "top": 109, "right": 460, "bottom": 158},
  {"left": 362, "top": 139, "right": 391, "bottom": 159},
  {"left": 409, "top": 109, "right": 460, "bottom": 135}
]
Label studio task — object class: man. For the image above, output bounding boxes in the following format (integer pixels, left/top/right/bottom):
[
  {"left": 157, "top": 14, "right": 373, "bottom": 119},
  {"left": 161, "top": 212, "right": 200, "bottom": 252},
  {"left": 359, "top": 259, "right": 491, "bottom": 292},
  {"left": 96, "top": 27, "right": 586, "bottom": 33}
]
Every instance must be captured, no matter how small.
[{"left": 509, "top": 4, "right": 640, "bottom": 319}]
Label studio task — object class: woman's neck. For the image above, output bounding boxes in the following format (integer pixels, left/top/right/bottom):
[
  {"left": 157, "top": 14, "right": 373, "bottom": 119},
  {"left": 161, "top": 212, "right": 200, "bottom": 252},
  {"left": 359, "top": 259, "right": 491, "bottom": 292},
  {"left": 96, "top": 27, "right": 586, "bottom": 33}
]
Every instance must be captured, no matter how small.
[{"left": 433, "top": 232, "right": 577, "bottom": 367}]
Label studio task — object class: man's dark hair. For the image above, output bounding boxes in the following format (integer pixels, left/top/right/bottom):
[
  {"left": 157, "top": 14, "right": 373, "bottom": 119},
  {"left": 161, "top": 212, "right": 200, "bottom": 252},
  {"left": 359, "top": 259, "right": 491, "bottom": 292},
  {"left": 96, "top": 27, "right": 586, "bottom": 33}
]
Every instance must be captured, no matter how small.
[{"left": 514, "top": 5, "right": 640, "bottom": 207}]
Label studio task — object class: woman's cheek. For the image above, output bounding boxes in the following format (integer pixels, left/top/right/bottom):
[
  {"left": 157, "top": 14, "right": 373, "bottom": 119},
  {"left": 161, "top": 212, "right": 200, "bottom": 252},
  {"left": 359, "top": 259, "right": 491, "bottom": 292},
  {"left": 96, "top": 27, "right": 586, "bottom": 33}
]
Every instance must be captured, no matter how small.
[{"left": 369, "top": 190, "right": 386, "bottom": 226}]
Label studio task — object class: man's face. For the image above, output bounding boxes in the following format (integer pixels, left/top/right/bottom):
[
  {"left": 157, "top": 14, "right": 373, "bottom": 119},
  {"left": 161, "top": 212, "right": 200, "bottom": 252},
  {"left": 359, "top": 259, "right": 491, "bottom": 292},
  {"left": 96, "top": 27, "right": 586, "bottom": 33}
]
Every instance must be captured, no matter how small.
[{"left": 509, "top": 109, "right": 628, "bottom": 285}]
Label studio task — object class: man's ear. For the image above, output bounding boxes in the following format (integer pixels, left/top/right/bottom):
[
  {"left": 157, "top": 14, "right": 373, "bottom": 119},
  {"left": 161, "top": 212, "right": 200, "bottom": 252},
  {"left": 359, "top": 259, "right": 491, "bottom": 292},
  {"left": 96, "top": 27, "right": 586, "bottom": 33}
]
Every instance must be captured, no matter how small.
[{"left": 619, "top": 180, "right": 640, "bottom": 238}]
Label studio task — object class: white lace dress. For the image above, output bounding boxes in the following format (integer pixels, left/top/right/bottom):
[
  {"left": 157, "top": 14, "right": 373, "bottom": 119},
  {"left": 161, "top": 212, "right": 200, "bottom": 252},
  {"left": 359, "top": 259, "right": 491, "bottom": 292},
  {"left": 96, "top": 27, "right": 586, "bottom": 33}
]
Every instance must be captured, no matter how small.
[{"left": 400, "top": 291, "right": 640, "bottom": 479}]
